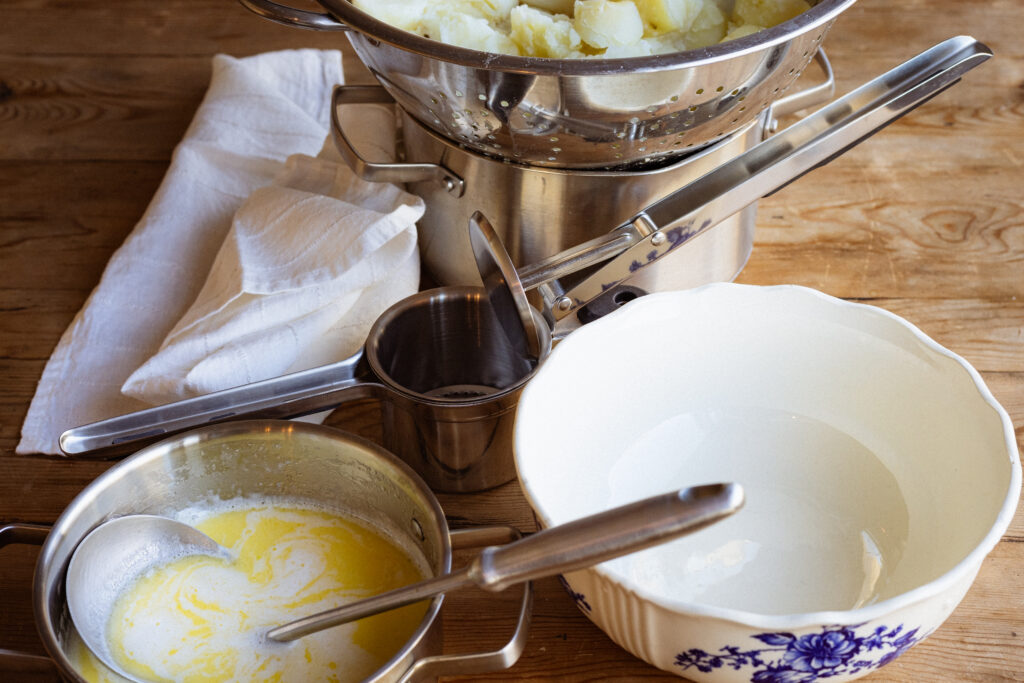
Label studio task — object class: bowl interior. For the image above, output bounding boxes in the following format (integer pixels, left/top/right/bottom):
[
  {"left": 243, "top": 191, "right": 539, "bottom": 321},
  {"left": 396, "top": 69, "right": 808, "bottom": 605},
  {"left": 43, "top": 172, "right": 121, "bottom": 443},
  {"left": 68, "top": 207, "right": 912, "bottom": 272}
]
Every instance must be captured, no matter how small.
[{"left": 515, "top": 284, "right": 1018, "bottom": 617}]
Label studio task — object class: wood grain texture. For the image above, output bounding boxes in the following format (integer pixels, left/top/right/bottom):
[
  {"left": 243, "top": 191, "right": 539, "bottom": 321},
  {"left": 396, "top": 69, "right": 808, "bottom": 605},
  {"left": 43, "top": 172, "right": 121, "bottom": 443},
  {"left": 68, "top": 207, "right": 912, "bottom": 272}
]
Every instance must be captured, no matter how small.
[{"left": 1, "top": 0, "right": 1022, "bottom": 680}]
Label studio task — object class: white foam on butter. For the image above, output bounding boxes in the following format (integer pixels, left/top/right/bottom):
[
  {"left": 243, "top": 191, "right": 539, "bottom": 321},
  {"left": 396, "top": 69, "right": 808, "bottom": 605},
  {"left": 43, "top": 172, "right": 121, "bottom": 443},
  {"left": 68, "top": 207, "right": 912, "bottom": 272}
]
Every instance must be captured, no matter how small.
[{"left": 71, "top": 495, "right": 433, "bottom": 683}]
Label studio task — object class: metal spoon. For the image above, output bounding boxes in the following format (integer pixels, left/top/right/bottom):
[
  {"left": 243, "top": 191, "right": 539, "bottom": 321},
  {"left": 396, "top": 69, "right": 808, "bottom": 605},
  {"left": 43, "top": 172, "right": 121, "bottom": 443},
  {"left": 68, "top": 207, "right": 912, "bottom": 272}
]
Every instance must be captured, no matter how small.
[
  {"left": 468, "top": 211, "right": 543, "bottom": 361},
  {"left": 66, "top": 514, "right": 232, "bottom": 683},
  {"left": 66, "top": 483, "right": 742, "bottom": 673}
]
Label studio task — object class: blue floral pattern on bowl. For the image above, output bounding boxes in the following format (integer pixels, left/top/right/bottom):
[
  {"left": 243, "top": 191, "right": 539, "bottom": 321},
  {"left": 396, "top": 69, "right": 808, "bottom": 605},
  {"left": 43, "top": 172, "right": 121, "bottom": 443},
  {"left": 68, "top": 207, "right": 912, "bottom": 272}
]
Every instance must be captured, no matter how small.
[
  {"left": 674, "top": 623, "right": 926, "bottom": 682},
  {"left": 558, "top": 575, "right": 592, "bottom": 613}
]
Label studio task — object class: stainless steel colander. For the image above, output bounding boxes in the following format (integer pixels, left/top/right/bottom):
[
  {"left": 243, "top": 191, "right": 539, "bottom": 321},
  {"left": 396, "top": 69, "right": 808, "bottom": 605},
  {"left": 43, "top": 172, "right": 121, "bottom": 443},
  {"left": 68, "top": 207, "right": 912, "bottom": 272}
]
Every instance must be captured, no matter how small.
[{"left": 239, "top": 0, "right": 857, "bottom": 169}]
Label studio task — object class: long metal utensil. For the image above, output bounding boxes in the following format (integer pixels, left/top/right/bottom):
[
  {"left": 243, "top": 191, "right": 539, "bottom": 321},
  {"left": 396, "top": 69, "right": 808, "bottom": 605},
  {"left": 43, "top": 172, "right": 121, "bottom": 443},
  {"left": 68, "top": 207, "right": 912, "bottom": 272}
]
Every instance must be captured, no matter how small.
[
  {"left": 536, "top": 35, "right": 991, "bottom": 328},
  {"left": 266, "top": 483, "right": 743, "bottom": 641}
]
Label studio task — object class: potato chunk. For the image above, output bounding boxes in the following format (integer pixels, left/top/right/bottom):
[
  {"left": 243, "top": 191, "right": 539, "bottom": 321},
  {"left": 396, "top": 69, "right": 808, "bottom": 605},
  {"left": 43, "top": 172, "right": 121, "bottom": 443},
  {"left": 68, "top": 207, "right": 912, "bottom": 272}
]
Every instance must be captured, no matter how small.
[
  {"left": 510, "top": 5, "right": 583, "bottom": 57},
  {"left": 574, "top": 0, "right": 644, "bottom": 49},
  {"left": 633, "top": 0, "right": 703, "bottom": 35}
]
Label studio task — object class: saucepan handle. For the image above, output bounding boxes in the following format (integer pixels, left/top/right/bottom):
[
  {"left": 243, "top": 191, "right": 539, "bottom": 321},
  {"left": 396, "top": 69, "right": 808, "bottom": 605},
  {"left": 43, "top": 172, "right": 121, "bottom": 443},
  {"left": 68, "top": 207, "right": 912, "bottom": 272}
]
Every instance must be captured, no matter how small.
[
  {"left": 237, "top": 0, "right": 349, "bottom": 32},
  {"left": 58, "top": 350, "right": 384, "bottom": 458},
  {"left": 547, "top": 35, "right": 992, "bottom": 329},
  {"left": 0, "top": 523, "right": 62, "bottom": 679},
  {"left": 330, "top": 85, "right": 465, "bottom": 196},
  {"left": 398, "top": 526, "right": 533, "bottom": 683}
]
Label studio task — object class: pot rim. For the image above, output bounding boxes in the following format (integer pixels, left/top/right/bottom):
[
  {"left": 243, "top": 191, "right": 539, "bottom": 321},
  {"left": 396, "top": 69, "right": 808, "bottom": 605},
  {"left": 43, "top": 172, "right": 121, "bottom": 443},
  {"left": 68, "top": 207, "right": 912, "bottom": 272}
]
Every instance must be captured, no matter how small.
[
  {"left": 319, "top": 0, "right": 857, "bottom": 75},
  {"left": 33, "top": 419, "right": 452, "bottom": 682},
  {"left": 515, "top": 283, "right": 1022, "bottom": 630}
]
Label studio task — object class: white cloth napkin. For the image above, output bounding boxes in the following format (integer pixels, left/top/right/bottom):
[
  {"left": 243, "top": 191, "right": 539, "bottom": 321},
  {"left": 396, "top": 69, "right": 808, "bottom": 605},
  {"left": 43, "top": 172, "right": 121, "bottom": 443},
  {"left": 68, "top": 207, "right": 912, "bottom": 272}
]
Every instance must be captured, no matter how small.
[{"left": 18, "top": 49, "right": 423, "bottom": 455}]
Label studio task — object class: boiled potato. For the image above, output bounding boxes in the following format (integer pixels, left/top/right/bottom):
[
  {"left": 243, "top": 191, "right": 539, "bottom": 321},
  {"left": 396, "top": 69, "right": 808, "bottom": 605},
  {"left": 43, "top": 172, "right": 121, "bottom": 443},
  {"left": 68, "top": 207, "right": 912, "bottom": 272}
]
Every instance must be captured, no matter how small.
[
  {"left": 574, "top": 0, "right": 644, "bottom": 48},
  {"left": 355, "top": 0, "right": 811, "bottom": 58},
  {"left": 633, "top": 0, "right": 703, "bottom": 35},
  {"left": 522, "top": 0, "right": 576, "bottom": 15},
  {"left": 510, "top": 5, "right": 583, "bottom": 57},
  {"left": 352, "top": 0, "right": 428, "bottom": 31}
]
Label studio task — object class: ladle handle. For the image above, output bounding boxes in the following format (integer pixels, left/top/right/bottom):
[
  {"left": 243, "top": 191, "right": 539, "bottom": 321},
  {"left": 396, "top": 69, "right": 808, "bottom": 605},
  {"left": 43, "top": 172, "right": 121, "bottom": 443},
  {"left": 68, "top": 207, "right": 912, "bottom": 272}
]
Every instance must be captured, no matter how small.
[
  {"left": 550, "top": 36, "right": 992, "bottom": 325},
  {"left": 58, "top": 350, "right": 380, "bottom": 457},
  {"left": 266, "top": 483, "right": 743, "bottom": 642}
]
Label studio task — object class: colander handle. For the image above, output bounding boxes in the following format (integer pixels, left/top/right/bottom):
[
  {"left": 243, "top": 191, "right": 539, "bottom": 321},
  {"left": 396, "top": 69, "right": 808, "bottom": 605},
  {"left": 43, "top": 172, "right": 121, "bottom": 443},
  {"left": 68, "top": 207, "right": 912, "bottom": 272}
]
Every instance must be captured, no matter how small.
[
  {"left": 549, "top": 35, "right": 993, "bottom": 328},
  {"left": 237, "top": 0, "right": 350, "bottom": 32},
  {"left": 767, "top": 49, "right": 835, "bottom": 125}
]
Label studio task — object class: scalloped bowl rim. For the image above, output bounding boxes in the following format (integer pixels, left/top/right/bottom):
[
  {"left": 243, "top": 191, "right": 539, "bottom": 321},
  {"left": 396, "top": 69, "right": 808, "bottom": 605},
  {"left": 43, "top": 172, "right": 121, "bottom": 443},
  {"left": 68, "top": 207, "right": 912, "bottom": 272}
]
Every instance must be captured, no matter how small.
[{"left": 514, "top": 282, "right": 1021, "bottom": 631}]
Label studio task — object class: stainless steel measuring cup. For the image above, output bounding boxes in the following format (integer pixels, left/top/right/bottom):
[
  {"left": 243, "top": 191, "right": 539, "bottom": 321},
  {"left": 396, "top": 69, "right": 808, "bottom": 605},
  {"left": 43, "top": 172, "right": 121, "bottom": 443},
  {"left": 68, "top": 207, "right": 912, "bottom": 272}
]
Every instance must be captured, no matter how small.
[{"left": 61, "top": 287, "right": 551, "bottom": 492}]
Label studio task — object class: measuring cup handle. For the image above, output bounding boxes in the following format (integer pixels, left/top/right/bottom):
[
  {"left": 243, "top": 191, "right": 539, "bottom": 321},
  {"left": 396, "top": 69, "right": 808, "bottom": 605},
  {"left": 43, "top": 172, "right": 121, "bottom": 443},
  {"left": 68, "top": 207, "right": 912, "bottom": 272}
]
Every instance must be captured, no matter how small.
[{"left": 58, "top": 350, "right": 382, "bottom": 457}]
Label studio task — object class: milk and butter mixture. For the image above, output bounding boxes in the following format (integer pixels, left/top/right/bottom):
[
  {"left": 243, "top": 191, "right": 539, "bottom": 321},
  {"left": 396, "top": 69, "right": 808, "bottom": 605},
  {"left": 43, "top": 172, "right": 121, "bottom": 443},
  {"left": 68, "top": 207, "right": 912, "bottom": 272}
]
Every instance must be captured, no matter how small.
[
  {"left": 70, "top": 500, "right": 430, "bottom": 682},
  {"left": 603, "top": 407, "right": 911, "bottom": 614}
]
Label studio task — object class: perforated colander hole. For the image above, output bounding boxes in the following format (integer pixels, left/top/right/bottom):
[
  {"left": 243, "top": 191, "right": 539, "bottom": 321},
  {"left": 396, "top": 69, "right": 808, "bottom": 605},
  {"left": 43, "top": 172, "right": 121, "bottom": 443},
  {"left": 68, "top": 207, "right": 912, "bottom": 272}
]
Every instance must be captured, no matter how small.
[
  {"left": 696, "top": 88, "right": 704, "bottom": 95},
  {"left": 670, "top": 95, "right": 679, "bottom": 102},
  {"left": 454, "top": 90, "right": 464, "bottom": 97},
  {"left": 716, "top": 86, "right": 724, "bottom": 92},
  {"left": 500, "top": 99, "right": 510, "bottom": 107},
  {"left": 477, "top": 93, "right": 486, "bottom": 101}
]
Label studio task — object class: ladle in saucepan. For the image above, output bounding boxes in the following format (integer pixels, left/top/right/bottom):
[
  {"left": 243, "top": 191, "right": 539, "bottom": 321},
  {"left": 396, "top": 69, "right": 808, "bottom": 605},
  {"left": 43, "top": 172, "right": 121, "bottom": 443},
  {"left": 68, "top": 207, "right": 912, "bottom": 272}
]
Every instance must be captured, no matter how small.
[{"left": 67, "top": 483, "right": 743, "bottom": 681}]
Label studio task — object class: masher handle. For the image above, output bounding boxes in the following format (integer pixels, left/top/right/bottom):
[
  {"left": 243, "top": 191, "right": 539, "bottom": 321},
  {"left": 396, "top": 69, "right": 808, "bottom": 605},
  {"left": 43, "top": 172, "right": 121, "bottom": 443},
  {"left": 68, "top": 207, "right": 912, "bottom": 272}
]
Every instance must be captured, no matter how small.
[
  {"left": 468, "top": 483, "right": 743, "bottom": 591},
  {"left": 265, "top": 483, "right": 742, "bottom": 642}
]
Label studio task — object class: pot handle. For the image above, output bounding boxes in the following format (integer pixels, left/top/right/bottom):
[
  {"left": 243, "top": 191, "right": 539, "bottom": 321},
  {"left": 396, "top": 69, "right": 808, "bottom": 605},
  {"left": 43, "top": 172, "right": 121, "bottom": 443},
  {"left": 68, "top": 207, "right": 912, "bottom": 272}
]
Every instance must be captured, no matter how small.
[
  {"left": 237, "top": 0, "right": 349, "bottom": 32},
  {"left": 0, "top": 523, "right": 50, "bottom": 548},
  {"left": 0, "top": 523, "right": 62, "bottom": 680},
  {"left": 331, "top": 85, "right": 465, "bottom": 196},
  {"left": 399, "top": 526, "right": 533, "bottom": 682},
  {"left": 58, "top": 349, "right": 386, "bottom": 457}
]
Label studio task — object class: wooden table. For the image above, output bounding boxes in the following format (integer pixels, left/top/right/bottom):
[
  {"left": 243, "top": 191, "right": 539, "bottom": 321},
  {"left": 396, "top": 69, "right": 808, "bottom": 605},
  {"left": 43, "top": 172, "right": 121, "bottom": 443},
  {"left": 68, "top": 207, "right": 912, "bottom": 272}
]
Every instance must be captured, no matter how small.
[{"left": 1, "top": 0, "right": 1021, "bottom": 680}]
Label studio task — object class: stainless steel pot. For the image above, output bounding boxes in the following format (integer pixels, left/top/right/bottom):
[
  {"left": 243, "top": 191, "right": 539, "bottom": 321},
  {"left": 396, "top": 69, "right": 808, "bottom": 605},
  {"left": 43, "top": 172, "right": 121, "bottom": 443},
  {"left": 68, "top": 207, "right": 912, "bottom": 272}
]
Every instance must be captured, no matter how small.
[
  {"left": 238, "top": 0, "right": 857, "bottom": 168},
  {"left": 0, "top": 421, "right": 532, "bottom": 682},
  {"left": 335, "top": 89, "right": 769, "bottom": 294}
]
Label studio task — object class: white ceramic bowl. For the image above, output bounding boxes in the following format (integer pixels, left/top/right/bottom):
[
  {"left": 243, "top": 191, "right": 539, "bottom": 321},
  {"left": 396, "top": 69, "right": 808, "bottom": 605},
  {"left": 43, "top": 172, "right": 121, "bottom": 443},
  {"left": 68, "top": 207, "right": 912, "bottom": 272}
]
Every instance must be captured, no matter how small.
[{"left": 514, "top": 283, "right": 1020, "bottom": 682}]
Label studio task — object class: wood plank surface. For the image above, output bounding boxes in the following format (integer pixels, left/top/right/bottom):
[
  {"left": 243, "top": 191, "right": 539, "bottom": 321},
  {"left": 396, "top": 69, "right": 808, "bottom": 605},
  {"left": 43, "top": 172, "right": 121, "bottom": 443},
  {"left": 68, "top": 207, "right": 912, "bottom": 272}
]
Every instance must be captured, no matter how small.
[{"left": 1, "top": 0, "right": 1022, "bottom": 681}]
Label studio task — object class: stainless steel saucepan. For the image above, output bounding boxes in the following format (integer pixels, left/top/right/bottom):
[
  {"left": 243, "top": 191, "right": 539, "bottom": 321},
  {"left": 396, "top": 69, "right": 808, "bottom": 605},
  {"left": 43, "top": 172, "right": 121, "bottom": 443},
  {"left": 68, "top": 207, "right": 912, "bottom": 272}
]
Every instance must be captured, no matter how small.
[{"left": 1, "top": 421, "right": 535, "bottom": 682}]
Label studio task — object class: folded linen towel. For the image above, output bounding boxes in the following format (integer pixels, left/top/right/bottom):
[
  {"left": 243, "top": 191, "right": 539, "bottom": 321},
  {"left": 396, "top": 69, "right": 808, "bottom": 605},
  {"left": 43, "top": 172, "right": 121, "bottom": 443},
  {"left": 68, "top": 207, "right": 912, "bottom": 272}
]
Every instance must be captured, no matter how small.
[{"left": 17, "top": 49, "right": 422, "bottom": 454}]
